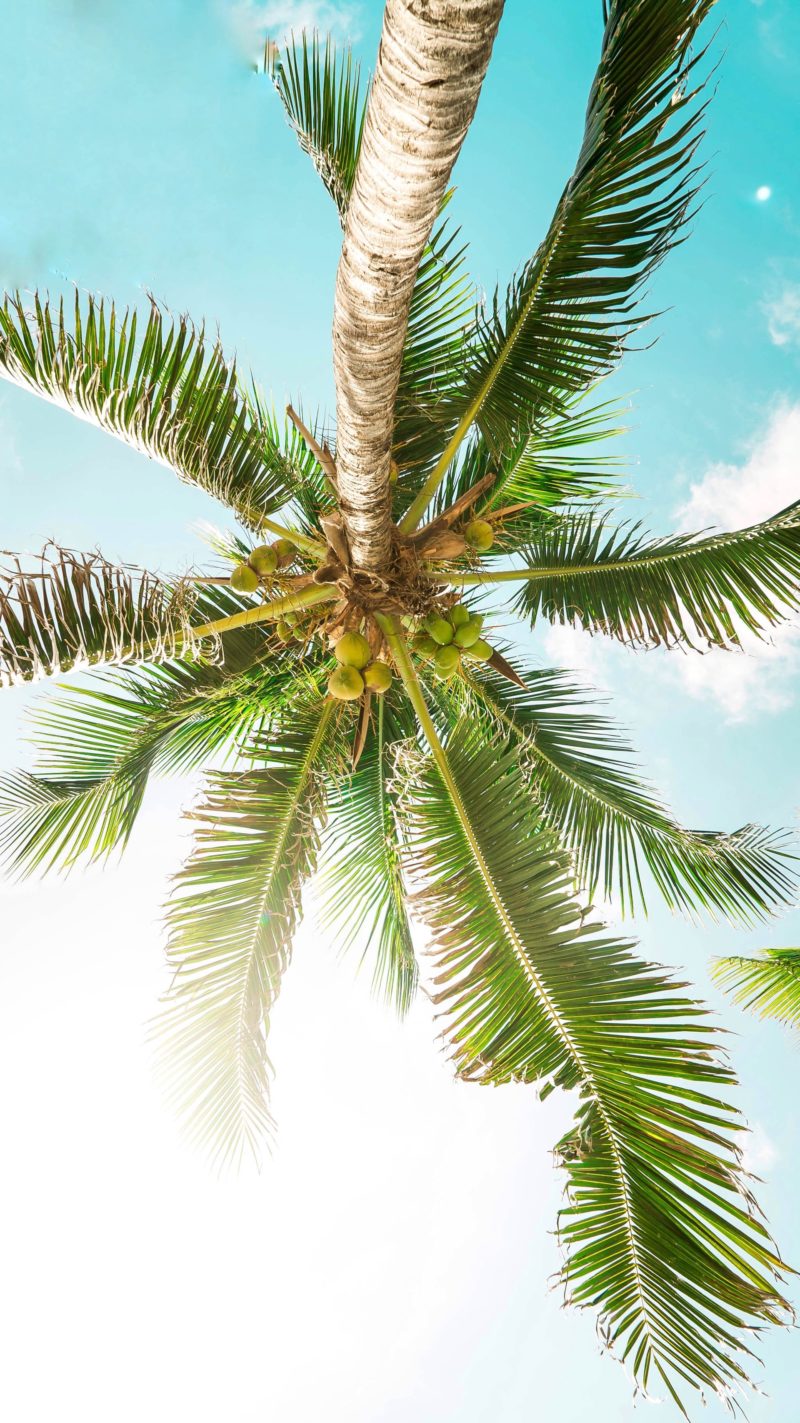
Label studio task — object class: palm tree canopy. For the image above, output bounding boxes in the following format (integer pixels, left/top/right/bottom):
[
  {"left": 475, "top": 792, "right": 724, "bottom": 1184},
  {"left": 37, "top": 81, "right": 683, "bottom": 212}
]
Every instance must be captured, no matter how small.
[{"left": 1, "top": 0, "right": 797, "bottom": 1413}]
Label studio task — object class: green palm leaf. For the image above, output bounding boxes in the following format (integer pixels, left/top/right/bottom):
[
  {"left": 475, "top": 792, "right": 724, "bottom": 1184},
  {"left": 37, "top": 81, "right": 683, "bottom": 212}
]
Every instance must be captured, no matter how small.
[
  {"left": 435, "top": 389, "right": 627, "bottom": 531},
  {"left": 475, "top": 501, "right": 800, "bottom": 649},
  {"left": 155, "top": 699, "right": 341, "bottom": 1167},
  {"left": 393, "top": 714, "right": 789, "bottom": 1411},
  {"left": 0, "top": 648, "right": 298, "bottom": 877},
  {"left": 266, "top": 33, "right": 366, "bottom": 221},
  {"left": 0, "top": 291, "right": 299, "bottom": 529},
  {"left": 0, "top": 545, "right": 194, "bottom": 684},
  {"left": 400, "top": 0, "right": 714, "bottom": 530},
  {"left": 318, "top": 696, "right": 418, "bottom": 1014},
  {"left": 713, "top": 948, "right": 800, "bottom": 1028},
  {"left": 456, "top": 661, "right": 797, "bottom": 922}
]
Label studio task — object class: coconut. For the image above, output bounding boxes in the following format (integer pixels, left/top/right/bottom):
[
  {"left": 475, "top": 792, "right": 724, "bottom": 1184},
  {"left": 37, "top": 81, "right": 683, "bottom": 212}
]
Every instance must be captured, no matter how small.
[
  {"left": 249, "top": 544, "right": 279, "bottom": 576},
  {"left": 328, "top": 665, "right": 365, "bottom": 701},
  {"left": 434, "top": 645, "right": 460, "bottom": 679},
  {"left": 424, "top": 613, "right": 454, "bottom": 646},
  {"left": 276, "top": 619, "right": 293, "bottom": 641},
  {"left": 334, "top": 630, "right": 371, "bottom": 669},
  {"left": 230, "top": 562, "right": 260, "bottom": 593},
  {"left": 363, "top": 661, "right": 393, "bottom": 694},
  {"left": 453, "top": 619, "right": 481, "bottom": 649},
  {"left": 273, "top": 538, "right": 295, "bottom": 560},
  {"left": 413, "top": 633, "right": 438, "bottom": 660},
  {"left": 464, "top": 637, "right": 492, "bottom": 662},
  {"left": 449, "top": 604, "right": 470, "bottom": 628},
  {"left": 464, "top": 518, "right": 494, "bottom": 551}
]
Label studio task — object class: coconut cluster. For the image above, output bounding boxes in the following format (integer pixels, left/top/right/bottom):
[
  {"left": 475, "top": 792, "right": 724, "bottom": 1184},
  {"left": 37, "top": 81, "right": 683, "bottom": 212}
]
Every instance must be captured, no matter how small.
[
  {"left": 411, "top": 603, "right": 493, "bottom": 680},
  {"left": 327, "top": 631, "right": 393, "bottom": 702},
  {"left": 229, "top": 538, "right": 296, "bottom": 592}
]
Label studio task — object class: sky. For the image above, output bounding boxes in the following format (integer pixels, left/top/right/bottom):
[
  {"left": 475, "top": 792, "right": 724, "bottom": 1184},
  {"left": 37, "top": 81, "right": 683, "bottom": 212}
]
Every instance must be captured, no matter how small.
[{"left": 1, "top": 1, "right": 799, "bottom": 1420}]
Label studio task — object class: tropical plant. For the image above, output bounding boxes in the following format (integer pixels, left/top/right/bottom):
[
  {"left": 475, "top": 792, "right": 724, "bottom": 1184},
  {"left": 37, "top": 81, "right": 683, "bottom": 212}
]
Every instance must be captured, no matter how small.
[
  {"left": 714, "top": 948, "right": 800, "bottom": 1030},
  {"left": 2, "top": 0, "right": 799, "bottom": 1412}
]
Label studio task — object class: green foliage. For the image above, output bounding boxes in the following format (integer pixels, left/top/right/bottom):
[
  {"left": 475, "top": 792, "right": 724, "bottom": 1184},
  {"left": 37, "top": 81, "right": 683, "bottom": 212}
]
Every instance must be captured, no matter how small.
[
  {"left": 456, "top": 662, "right": 798, "bottom": 922},
  {"left": 392, "top": 210, "right": 475, "bottom": 489},
  {"left": 400, "top": 0, "right": 714, "bottom": 530},
  {"left": 513, "top": 500, "right": 800, "bottom": 648},
  {"left": 0, "top": 545, "right": 194, "bottom": 685},
  {"left": 318, "top": 697, "right": 418, "bottom": 1014},
  {"left": 433, "top": 390, "right": 627, "bottom": 532},
  {"left": 0, "top": 651, "right": 298, "bottom": 877},
  {"left": 461, "top": 0, "right": 712, "bottom": 451},
  {"left": 155, "top": 701, "right": 341, "bottom": 1168},
  {"left": 0, "top": 292, "right": 298, "bottom": 529},
  {"left": 713, "top": 948, "right": 800, "bottom": 1028},
  {"left": 393, "top": 716, "right": 790, "bottom": 1410},
  {"left": 266, "top": 33, "right": 366, "bottom": 220}
]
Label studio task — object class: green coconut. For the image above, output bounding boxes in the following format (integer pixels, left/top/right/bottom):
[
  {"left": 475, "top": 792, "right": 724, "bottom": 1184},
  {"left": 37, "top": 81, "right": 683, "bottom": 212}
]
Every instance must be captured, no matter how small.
[
  {"left": 276, "top": 619, "right": 293, "bottom": 641},
  {"left": 273, "top": 538, "right": 296, "bottom": 560},
  {"left": 463, "top": 637, "right": 493, "bottom": 662},
  {"left": 412, "top": 633, "right": 438, "bottom": 660},
  {"left": 328, "top": 665, "right": 365, "bottom": 701},
  {"left": 434, "top": 645, "right": 460, "bottom": 679},
  {"left": 363, "top": 661, "right": 393, "bottom": 694},
  {"left": 464, "top": 518, "right": 494, "bottom": 552},
  {"left": 424, "top": 613, "right": 454, "bottom": 646},
  {"left": 334, "top": 631, "right": 372, "bottom": 669},
  {"left": 249, "top": 544, "right": 279, "bottom": 576},
  {"left": 453, "top": 620, "right": 480, "bottom": 649},
  {"left": 230, "top": 562, "right": 260, "bottom": 593},
  {"left": 449, "top": 604, "right": 470, "bottom": 628}
]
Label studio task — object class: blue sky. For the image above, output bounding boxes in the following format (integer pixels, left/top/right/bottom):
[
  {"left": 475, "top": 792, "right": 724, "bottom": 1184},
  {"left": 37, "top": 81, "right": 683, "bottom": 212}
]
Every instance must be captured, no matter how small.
[{"left": 1, "top": 1, "right": 799, "bottom": 1419}]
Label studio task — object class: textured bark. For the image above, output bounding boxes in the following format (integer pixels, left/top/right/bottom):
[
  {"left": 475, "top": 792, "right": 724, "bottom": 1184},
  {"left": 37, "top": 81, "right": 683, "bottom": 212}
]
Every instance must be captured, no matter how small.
[{"left": 333, "top": 0, "right": 506, "bottom": 571}]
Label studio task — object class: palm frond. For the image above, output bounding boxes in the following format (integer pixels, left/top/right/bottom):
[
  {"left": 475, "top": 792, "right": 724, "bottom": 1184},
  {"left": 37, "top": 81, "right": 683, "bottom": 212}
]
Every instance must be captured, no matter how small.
[
  {"left": 436, "top": 390, "right": 627, "bottom": 532},
  {"left": 0, "top": 291, "right": 299, "bottom": 529},
  {"left": 393, "top": 715, "right": 790, "bottom": 1411},
  {"left": 0, "top": 647, "right": 299, "bottom": 877},
  {"left": 318, "top": 696, "right": 418, "bottom": 1015},
  {"left": 248, "top": 394, "right": 336, "bottom": 529},
  {"left": 713, "top": 949, "right": 800, "bottom": 1028},
  {"left": 453, "top": 662, "right": 797, "bottom": 922},
  {"left": 505, "top": 500, "right": 800, "bottom": 649},
  {"left": 392, "top": 210, "right": 475, "bottom": 490},
  {"left": 155, "top": 700, "right": 341, "bottom": 1167},
  {"left": 0, "top": 545, "right": 195, "bottom": 685},
  {"left": 400, "top": 0, "right": 714, "bottom": 529},
  {"left": 266, "top": 33, "right": 366, "bottom": 221}
]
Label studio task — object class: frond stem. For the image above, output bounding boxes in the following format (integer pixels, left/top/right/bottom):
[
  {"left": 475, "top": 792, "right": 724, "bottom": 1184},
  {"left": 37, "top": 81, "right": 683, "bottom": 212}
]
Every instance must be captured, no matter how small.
[
  {"left": 255, "top": 514, "right": 326, "bottom": 557},
  {"left": 376, "top": 609, "right": 655, "bottom": 1361},
  {"left": 191, "top": 584, "right": 338, "bottom": 640}
]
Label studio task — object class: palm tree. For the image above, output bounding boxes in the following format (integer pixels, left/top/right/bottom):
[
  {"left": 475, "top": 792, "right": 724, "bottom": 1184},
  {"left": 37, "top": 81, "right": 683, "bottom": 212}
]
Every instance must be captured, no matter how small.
[{"left": 1, "top": 0, "right": 798, "bottom": 1410}]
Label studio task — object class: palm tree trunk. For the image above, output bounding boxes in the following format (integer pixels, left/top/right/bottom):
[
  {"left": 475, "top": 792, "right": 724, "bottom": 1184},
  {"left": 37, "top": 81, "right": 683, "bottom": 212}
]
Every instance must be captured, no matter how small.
[{"left": 332, "top": 0, "right": 506, "bottom": 572}]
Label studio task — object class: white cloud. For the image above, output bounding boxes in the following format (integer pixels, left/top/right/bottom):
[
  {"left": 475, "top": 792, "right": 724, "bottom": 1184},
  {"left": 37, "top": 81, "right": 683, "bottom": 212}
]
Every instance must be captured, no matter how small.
[
  {"left": 669, "top": 624, "right": 800, "bottom": 723},
  {"left": 225, "top": 0, "right": 362, "bottom": 58},
  {"left": 677, "top": 402, "right": 800, "bottom": 531},
  {"left": 741, "top": 1122, "right": 779, "bottom": 1177},
  {"left": 763, "top": 284, "right": 800, "bottom": 347},
  {"left": 670, "top": 404, "right": 800, "bottom": 722}
]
